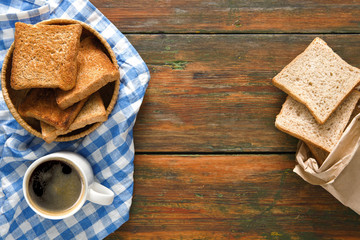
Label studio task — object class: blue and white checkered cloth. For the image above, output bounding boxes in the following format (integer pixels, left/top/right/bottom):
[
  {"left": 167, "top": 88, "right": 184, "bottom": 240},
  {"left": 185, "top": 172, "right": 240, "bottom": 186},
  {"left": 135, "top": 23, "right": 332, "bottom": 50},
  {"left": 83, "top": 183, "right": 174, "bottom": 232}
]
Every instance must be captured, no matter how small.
[{"left": 0, "top": 0, "right": 150, "bottom": 239}]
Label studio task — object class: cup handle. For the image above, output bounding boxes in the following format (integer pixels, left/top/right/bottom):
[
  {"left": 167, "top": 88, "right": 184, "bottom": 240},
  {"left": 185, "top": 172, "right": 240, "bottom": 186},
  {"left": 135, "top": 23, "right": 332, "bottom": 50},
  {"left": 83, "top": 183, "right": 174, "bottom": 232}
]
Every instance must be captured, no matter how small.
[{"left": 87, "top": 182, "right": 114, "bottom": 205}]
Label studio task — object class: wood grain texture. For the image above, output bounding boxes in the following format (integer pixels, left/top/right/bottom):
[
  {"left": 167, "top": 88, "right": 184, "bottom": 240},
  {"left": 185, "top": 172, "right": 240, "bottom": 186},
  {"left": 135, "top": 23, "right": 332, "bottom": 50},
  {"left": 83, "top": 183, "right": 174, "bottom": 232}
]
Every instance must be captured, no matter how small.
[
  {"left": 91, "top": 2, "right": 360, "bottom": 239},
  {"left": 92, "top": 0, "right": 360, "bottom": 33},
  {"left": 128, "top": 34, "right": 360, "bottom": 153},
  {"left": 107, "top": 155, "right": 360, "bottom": 239}
]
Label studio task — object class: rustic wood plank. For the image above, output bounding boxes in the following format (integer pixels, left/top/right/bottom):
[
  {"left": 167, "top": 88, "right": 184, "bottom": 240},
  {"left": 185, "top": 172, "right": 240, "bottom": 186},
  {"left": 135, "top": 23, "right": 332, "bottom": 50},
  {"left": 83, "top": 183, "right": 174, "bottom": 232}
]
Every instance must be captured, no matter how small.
[
  {"left": 92, "top": 0, "right": 360, "bottom": 33},
  {"left": 107, "top": 154, "right": 360, "bottom": 239},
  {"left": 128, "top": 34, "right": 360, "bottom": 152}
]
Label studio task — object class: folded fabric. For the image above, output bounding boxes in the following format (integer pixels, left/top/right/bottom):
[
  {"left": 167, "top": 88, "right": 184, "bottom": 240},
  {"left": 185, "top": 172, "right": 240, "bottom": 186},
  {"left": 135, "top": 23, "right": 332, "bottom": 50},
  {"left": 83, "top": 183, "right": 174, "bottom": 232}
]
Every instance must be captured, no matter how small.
[
  {"left": 294, "top": 113, "right": 360, "bottom": 214},
  {"left": 0, "top": 0, "right": 150, "bottom": 239}
]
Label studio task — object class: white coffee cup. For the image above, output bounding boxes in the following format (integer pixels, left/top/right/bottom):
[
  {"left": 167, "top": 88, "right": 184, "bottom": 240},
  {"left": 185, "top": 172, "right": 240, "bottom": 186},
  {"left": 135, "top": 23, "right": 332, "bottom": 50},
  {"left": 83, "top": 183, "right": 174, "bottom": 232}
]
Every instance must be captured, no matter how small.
[{"left": 23, "top": 151, "right": 114, "bottom": 219}]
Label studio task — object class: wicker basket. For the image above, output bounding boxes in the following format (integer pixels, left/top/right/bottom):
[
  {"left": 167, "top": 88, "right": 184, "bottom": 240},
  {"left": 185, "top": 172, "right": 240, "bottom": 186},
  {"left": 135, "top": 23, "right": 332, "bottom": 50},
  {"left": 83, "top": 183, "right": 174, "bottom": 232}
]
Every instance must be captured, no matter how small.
[{"left": 1, "top": 19, "right": 120, "bottom": 142}]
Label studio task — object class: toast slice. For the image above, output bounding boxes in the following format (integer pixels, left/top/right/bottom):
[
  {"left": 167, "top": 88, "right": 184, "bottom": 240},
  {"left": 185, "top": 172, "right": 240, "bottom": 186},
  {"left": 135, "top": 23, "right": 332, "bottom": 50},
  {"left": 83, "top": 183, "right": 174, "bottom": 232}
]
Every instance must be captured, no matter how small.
[
  {"left": 56, "top": 36, "right": 119, "bottom": 109},
  {"left": 305, "top": 142, "right": 329, "bottom": 166},
  {"left": 11, "top": 22, "right": 82, "bottom": 90},
  {"left": 305, "top": 100, "right": 360, "bottom": 166},
  {"left": 273, "top": 37, "right": 360, "bottom": 124},
  {"left": 306, "top": 103, "right": 360, "bottom": 165},
  {"left": 275, "top": 90, "right": 360, "bottom": 152},
  {"left": 306, "top": 102, "right": 360, "bottom": 165},
  {"left": 41, "top": 92, "right": 107, "bottom": 143},
  {"left": 18, "top": 89, "right": 87, "bottom": 131}
]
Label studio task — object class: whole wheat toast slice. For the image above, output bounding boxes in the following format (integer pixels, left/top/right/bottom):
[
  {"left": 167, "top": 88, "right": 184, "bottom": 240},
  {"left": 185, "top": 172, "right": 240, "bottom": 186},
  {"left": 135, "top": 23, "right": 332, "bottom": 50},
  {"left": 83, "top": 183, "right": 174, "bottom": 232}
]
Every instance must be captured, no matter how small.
[
  {"left": 273, "top": 37, "right": 360, "bottom": 124},
  {"left": 275, "top": 90, "right": 360, "bottom": 153},
  {"left": 56, "top": 36, "right": 119, "bottom": 109},
  {"left": 305, "top": 101, "right": 360, "bottom": 165},
  {"left": 305, "top": 142, "right": 329, "bottom": 166},
  {"left": 41, "top": 92, "right": 107, "bottom": 143},
  {"left": 11, "top": 22, "right": 82, "bottom": 90},
  {"left": 18, "top": 89, "right": 87, "bottom": 131}
]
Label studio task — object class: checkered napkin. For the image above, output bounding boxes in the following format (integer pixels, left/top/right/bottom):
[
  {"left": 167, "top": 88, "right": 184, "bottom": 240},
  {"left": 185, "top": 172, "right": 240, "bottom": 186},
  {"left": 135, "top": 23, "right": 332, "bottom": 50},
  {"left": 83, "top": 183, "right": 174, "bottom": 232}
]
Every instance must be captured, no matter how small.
[{"left": 0, "top": 0, "right": 150, "bottom": 239}]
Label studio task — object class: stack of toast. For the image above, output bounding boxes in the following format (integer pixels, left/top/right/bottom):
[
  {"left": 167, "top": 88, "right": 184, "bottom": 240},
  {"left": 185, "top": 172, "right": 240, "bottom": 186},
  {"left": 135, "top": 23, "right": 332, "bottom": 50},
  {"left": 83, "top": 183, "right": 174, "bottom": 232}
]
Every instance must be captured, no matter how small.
[
  {"left": 11, "top": 22, "right": 120, "bottom": 143},
  {"left": 273, "top": 37, "right": 360, "bottom": 165}
]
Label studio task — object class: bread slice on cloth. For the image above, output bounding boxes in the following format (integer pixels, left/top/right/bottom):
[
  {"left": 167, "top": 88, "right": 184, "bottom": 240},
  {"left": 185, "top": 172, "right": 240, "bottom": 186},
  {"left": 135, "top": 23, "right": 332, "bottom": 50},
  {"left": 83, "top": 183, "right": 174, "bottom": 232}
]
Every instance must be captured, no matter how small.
[
  {"left": 56, "top": 36, "right": 119, "bottom": 109},
  {"left": 18, "top": 89, "right": 87, "bottom": 131},
  {"left": 275, "top": 90, "right": 360, "bottom": 152},
  {"left": 273, "top": 37, "right": 360, "bottom": 124},
  {"left": 41, "top": 92, "right": 108, "bottom": 143},
  {"left": 11, "top": 22, "right": 82, "bottom": 90}
]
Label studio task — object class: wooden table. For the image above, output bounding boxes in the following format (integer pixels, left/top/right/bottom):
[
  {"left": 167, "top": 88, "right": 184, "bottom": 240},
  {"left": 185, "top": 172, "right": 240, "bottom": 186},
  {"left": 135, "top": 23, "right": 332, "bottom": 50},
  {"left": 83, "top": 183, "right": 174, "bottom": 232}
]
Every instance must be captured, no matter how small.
[{"left": 91, "top": 1, "right": 360, "bottom": 239}]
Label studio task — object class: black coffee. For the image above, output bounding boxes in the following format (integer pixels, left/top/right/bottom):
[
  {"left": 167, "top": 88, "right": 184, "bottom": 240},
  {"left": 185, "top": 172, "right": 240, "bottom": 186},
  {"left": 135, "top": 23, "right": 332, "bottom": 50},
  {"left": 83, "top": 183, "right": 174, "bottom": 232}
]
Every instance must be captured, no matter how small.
[{"left": 28, "top": 160, "right": 82, "bottom": 212}]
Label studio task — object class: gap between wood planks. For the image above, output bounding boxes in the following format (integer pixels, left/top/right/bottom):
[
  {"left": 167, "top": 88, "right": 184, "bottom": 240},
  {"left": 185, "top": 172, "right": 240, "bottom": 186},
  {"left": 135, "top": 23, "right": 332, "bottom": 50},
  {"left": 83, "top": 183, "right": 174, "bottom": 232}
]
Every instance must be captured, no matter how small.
[
  {"left": 135, "top": 152, "right": 295, "bottom": 155},
  {"left": 123, "top": 32, "right": 360, "bottom": 35}
]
